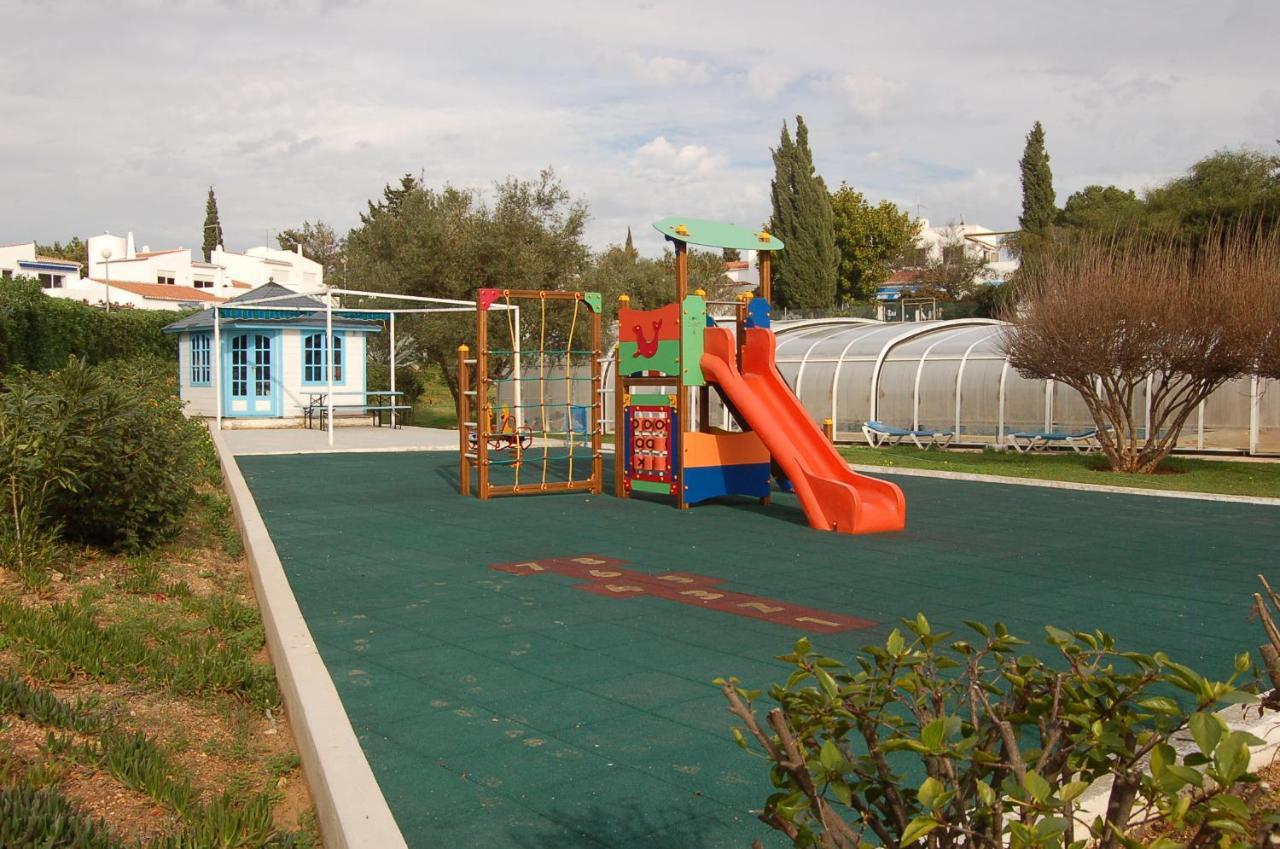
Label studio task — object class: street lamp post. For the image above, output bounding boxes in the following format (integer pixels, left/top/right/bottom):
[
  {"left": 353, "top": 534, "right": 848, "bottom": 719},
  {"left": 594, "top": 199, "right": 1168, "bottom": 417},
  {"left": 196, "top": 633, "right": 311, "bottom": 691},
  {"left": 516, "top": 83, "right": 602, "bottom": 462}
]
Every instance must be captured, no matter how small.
[{"left": 100, "top": 246, "right": 113, "bottom": 312}]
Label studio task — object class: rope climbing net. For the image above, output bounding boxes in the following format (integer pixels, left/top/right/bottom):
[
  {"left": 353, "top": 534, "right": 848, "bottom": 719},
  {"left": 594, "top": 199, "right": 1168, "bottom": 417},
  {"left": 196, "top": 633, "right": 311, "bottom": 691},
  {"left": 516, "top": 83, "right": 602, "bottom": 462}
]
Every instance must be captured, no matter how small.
[{"left": 458, "top": 288, "right": 604, "bottom": 499}]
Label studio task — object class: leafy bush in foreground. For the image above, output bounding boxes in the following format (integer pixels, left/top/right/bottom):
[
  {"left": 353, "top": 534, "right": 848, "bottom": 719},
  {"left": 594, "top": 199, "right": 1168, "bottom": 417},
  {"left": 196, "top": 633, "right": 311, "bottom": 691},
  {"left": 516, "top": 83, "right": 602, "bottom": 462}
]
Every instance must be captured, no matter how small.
[
  {"left": 722, "top": 616, "right": 1261, "bottom": 849},
  {"left": 0, "top": 358, "right": 208, "bottom": 570}
]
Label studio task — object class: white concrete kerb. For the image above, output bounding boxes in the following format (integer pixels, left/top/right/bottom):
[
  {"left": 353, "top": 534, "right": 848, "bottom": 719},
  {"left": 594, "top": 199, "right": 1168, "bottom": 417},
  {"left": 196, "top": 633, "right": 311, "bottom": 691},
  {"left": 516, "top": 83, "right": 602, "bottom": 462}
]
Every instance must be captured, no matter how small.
[
  {"left": 849, "top": 464, "right": 1280, "bottom": 507},
  {"left": 1073, "top": 700, "right": 1280, "bottom": 829},
  {"left": 209, "top": 423, "right": 407, "bottom": 849}
]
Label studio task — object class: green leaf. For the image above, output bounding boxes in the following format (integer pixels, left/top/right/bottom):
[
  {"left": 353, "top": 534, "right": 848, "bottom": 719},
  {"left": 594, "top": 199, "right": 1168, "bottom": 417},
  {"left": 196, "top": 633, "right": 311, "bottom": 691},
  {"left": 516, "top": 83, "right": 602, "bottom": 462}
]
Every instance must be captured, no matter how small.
[
  {"left": 975, "top": 780, "right": 996, "bottom": 806},
  {"left": 886, "top": 629, "right": 905, "bottom": 655},
  {"left": 920, "top": 717, "right": 947, "bottom": 752},
  {"left": 819, "top": 738, "right": 846, "bottom": 773},
  {"left": 1207, "top": 819, "right": 1248, "bottom": 835},
  {"left": 814, "top": 666, "right": 839, "bottom": 700},
  {"left": 900, "top": 816, "right": 940, "bottom": 846},
  {"left": 1138, "top": 696, "right": 1181, "bottom": 715},
  {"left": 1023, "top": 769, "right": 1051, "bottom": 803},
  {"left": 1147, "top": 839, "right": 1185, "bottom": 849},
  {"left": 829, "top": 779, "right": 853, "bottom": 806},
  {"left": 1214, "top": 732, "right": 1252, "bottom": 785},
  {"left": 1209, "top": 794, "right": 1249, "bottom": 818},
  {"left": 917, "top": 776, "right": 944, "bottom": 809},
  {"left": 1036, "top": 817, "right": 1068, "bottom": 839},
  {"left": 915, "top": 612, "right": 930, "bottom": 636},
  {"left": 731, "top": 727, "right": 748, "bottom": 750},
  {"left": 1150, "top": 743, "right": 1176, "bottom": 777},
  {"left": 1044, "top": 624, "right": 1073, "bottom": 646},
  {"left": 1059, "top": 779, "right": 1090, "bottom": 803},
  {"left": 1188, "top": 711, "right": 1221, "bottom": 755},
  {"left": 965, "top": 619, "right": 990, "bottom": 638},
  {"left": 1165, "top": 764, "right": 1203, "bottom": 788}
]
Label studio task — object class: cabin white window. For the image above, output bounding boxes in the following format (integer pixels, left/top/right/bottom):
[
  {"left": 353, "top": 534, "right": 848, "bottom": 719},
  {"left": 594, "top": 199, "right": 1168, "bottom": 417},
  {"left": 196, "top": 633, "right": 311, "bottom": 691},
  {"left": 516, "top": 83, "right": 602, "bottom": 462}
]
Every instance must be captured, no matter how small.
[
  {"left": 38, "top": 273, "right": 65, "bottom": 289},
  {"left": 193, "top": 278, "right": 214, "bottom": 289},
  {"left": 158, "top": 273, "right": 177, "bottom": 285},
  {"left": 190, "top": 334, "right": 212, "bottom": 385},
  {"left": 302, "top": 332, "right": 343, "bottom": 384}
]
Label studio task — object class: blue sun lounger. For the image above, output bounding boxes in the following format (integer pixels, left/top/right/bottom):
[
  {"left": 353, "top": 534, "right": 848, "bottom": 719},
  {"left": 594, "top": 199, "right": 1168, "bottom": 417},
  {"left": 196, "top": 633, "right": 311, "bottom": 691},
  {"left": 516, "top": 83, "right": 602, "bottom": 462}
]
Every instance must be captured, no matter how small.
[
  {"left": 862, "top": 420, "right": 955, "bottom": 450},
  {"left": 1007, "top": 427, "right": 1100, "bottom": 454}
]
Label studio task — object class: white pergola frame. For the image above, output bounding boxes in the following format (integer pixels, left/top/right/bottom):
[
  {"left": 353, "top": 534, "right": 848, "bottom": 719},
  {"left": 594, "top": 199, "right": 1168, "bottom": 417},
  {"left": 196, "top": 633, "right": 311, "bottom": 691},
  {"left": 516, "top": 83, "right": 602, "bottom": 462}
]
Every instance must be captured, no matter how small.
[{"left": 211, "top": 287, "right": 519, "bottom": 446}]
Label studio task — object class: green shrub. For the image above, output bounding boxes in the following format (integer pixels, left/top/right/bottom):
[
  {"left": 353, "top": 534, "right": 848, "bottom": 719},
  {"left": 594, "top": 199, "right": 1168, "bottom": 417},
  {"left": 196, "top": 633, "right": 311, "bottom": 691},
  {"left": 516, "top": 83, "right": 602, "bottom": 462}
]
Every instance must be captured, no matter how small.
[
  {"left": 0, "top": 277, "right": 182, "bottom": 373},
  {"left": 0, "top": 358, "right": 208, "bottom": 554},
  {"left": 722, "top": 616, "right": 1262, "bottom": 849},
  {"left": 365, "top": 360, "right": 425, "bottom": 405}
]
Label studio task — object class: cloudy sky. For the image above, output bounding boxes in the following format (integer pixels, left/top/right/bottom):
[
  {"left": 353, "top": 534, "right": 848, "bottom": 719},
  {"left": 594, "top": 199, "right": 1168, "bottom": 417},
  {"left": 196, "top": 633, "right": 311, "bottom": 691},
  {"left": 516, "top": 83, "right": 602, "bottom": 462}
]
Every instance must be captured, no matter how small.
[{"left": 2, "top": 0, "right": 1276, "bottom": 257}]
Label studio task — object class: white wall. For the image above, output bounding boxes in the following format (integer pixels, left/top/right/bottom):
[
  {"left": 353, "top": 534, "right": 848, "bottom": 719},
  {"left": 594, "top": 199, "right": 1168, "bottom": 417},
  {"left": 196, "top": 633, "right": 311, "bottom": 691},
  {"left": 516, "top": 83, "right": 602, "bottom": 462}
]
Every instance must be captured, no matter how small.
[
  {"left": 213, "top": 246, "right": 324, "bottom": 294},
  {"left": 0, "top": 242, "right": 37, "bottom": 274},
  {"left": 178, "top": 328, "right": 369, "bottom": 419}
]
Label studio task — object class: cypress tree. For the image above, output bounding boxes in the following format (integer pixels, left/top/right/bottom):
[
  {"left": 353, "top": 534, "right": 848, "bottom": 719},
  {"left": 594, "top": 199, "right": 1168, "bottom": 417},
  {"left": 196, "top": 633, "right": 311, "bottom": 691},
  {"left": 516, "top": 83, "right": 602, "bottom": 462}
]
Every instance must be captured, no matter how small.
[
  {"left": 202, "top": 187, "right": 223, "bottom": 262},
  {"left": 769, "top": 116, "right": 838, "bottom": 309},
  {"left": 1018, "top": 121, "right": 1057, "bottom": 254}
]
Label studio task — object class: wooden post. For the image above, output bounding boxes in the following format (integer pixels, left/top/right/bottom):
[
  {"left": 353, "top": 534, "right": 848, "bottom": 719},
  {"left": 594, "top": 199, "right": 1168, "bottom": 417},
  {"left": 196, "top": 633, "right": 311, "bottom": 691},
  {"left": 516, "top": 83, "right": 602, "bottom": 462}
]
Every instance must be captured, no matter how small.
[
  {"left": 457, "top": 344, "right": 470, "bottom": 496},
  {"left": 590, "top": 298, "right": 603, "bottom": 495},
  {"left": 675, "top": 241, "right": 688, "bottom": 303},
  {"left": 759, "top": 250, "right": 772, "bottom": 303},
  {"left": 476, "top": 304, "right": 490, "bottom": 499}
]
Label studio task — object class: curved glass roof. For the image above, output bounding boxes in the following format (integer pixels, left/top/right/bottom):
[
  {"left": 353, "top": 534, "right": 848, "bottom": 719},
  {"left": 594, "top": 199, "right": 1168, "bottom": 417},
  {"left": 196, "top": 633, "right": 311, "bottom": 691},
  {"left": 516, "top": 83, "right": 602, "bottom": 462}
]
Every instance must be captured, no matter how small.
[{"left": 592, "top": 317, "right": 1278, "bottom": 453}]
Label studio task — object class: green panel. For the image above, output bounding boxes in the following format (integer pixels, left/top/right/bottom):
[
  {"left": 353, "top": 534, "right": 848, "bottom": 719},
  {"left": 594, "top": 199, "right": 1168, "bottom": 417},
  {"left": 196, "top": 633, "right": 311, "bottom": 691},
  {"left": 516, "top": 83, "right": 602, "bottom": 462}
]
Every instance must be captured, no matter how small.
[
  {"left": 681, "top": 295, "right": 706, "bottom": 386},
  {"left": 629, "top": 393, "right": 675, "bottom": 407},
  {"left": 618, "top": 339, "right": 680, "bottom": 377},
  {"left": 652, "top": 216, "right": 785, "bottom": 252},
  {"left": 582, "top": 292, "right": 602, "bottom": 314},
  {"left": 630, "top": 478, "right": 674, "bottom": 495}
]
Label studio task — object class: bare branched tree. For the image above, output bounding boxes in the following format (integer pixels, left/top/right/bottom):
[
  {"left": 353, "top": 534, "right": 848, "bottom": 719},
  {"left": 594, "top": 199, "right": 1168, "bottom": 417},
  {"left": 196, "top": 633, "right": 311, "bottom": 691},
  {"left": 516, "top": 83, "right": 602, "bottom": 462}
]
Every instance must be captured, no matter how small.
[{"left": 1002, "top": 227, "right": 1278, "bottom": 473}]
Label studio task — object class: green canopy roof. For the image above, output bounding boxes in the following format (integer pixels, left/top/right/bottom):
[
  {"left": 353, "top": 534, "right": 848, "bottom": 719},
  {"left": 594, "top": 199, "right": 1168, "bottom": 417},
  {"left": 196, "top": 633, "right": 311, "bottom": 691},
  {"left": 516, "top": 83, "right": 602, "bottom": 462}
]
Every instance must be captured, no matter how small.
[{"left": 652, "top": 217, "right": 784, "bottom": 252}]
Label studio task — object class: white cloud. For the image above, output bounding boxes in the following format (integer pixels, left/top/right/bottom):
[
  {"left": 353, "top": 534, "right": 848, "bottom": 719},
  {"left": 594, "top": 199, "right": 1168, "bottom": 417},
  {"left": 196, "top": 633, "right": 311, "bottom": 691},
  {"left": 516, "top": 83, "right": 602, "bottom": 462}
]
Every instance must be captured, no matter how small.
[
  {"left": 746, "top": 64, "right": 798, "bottom": 100},
  {"left": 631, "top": 55, "right": 710, "bottom": 86},
  {"left": 633, "top": 136, "right": 727, "bottom": 176},
  {"left": 813, "top": 73, "right": 900, "bottom": 121},
  {"left": 0, "top": 0, "right": 1276, "bottom": 254}
]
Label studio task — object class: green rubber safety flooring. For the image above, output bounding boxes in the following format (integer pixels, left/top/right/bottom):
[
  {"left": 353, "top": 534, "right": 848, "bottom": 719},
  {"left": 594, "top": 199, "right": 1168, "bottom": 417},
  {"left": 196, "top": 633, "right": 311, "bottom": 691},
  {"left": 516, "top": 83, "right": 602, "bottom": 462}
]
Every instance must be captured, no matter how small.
[{"left": 236, "top": 451, "right": 1279, "bottom": 849}]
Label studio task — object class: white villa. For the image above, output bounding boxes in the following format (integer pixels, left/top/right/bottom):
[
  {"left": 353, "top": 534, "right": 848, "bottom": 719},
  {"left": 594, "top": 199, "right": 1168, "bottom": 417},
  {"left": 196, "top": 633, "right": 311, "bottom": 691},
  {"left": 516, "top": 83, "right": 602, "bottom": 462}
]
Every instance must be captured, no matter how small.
[
  {"left": 0, "top": 242, "right": 84, "bottom": 290},
  {"left": 0, "top": 231, "right": 328, "bottom": 311},
  {"left": 911, "top": 219, "right": 1019, "bottom": 284},
  {"left": 163, "top": 283, "right": 379, "bottom": 421}
]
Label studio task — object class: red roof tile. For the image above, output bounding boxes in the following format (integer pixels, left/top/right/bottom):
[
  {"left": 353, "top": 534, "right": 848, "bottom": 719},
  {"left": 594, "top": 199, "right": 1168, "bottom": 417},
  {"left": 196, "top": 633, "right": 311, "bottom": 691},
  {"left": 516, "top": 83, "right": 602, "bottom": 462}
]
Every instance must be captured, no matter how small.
[{"left": 89, "top": 279, "right": 225, "bottom": 303}]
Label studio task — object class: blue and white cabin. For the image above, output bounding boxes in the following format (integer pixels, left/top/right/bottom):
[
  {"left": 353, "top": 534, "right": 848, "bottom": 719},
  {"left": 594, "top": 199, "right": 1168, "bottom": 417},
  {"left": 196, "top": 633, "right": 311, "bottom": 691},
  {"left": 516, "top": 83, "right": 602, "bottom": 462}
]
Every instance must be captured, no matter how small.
[{"left": 163, "top": 283, "right": 382, "bottom": 420}]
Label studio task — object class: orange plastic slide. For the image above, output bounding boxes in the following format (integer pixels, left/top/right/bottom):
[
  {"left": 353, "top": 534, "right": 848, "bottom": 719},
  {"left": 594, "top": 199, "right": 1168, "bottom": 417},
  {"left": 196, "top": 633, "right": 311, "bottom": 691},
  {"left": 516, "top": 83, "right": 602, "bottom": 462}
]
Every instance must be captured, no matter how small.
[{"left": 700, "top": 326, "right": 906, "bottom": 534}]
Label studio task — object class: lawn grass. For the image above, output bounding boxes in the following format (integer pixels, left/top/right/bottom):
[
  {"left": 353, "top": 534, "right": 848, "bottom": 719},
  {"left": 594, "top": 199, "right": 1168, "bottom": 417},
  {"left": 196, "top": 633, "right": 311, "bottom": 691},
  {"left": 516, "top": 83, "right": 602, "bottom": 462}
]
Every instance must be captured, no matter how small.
[
  {"left": 837, "top": 444, "right": 1280, "bottom": 498},
  {"left": 409, "top": 363, "right": 457, "bottom": 429}
]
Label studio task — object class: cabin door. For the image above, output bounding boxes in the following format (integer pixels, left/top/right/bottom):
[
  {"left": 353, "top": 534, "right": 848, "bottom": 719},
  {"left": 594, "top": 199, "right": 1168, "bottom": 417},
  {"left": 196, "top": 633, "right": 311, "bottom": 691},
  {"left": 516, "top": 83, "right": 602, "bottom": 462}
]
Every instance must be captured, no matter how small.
[{"left": 223, "top": 331, "right": 281, "bottom": 417}]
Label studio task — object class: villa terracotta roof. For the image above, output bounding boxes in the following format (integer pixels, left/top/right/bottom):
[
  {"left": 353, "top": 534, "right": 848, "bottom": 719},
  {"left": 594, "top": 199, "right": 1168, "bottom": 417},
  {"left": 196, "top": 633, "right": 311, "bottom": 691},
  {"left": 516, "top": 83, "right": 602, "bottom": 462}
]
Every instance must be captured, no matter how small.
[
  {"left": 32, "top": 256, "right": 82, "bottom": 267},
  {"left": 90, "top": 279, "right": 225, "bottom": 303},
  {"left": 886, "top": 269, "right": 923, "bottom": 284},
  {"left": 231, "top": 280, "right": 253, "bottom": 289},
  {"left": 723, "top": 260, "right": 749, "bottom": 270}
]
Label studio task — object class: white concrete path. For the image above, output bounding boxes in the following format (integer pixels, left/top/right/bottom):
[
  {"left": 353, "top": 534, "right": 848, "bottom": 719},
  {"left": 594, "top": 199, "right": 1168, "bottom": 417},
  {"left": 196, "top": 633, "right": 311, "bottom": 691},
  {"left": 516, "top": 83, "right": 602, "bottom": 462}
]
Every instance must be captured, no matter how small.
[{"left": 222, "top": 425, "right": 458, "bottom": 456}]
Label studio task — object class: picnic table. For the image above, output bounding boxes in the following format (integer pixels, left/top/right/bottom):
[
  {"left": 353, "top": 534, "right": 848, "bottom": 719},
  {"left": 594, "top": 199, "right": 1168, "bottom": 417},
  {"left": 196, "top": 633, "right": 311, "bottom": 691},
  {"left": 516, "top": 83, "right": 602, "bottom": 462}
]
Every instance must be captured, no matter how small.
[{"left": 305, "top": 391, "right": 412, "bottom": 429}]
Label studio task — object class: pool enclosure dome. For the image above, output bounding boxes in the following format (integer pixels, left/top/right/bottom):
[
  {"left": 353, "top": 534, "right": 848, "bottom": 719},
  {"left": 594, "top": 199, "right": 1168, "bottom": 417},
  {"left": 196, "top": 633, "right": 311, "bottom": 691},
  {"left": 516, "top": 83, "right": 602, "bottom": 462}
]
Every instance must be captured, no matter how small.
[{"left": 597, "top": 318, "right": 1279, "bottom": 455}]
